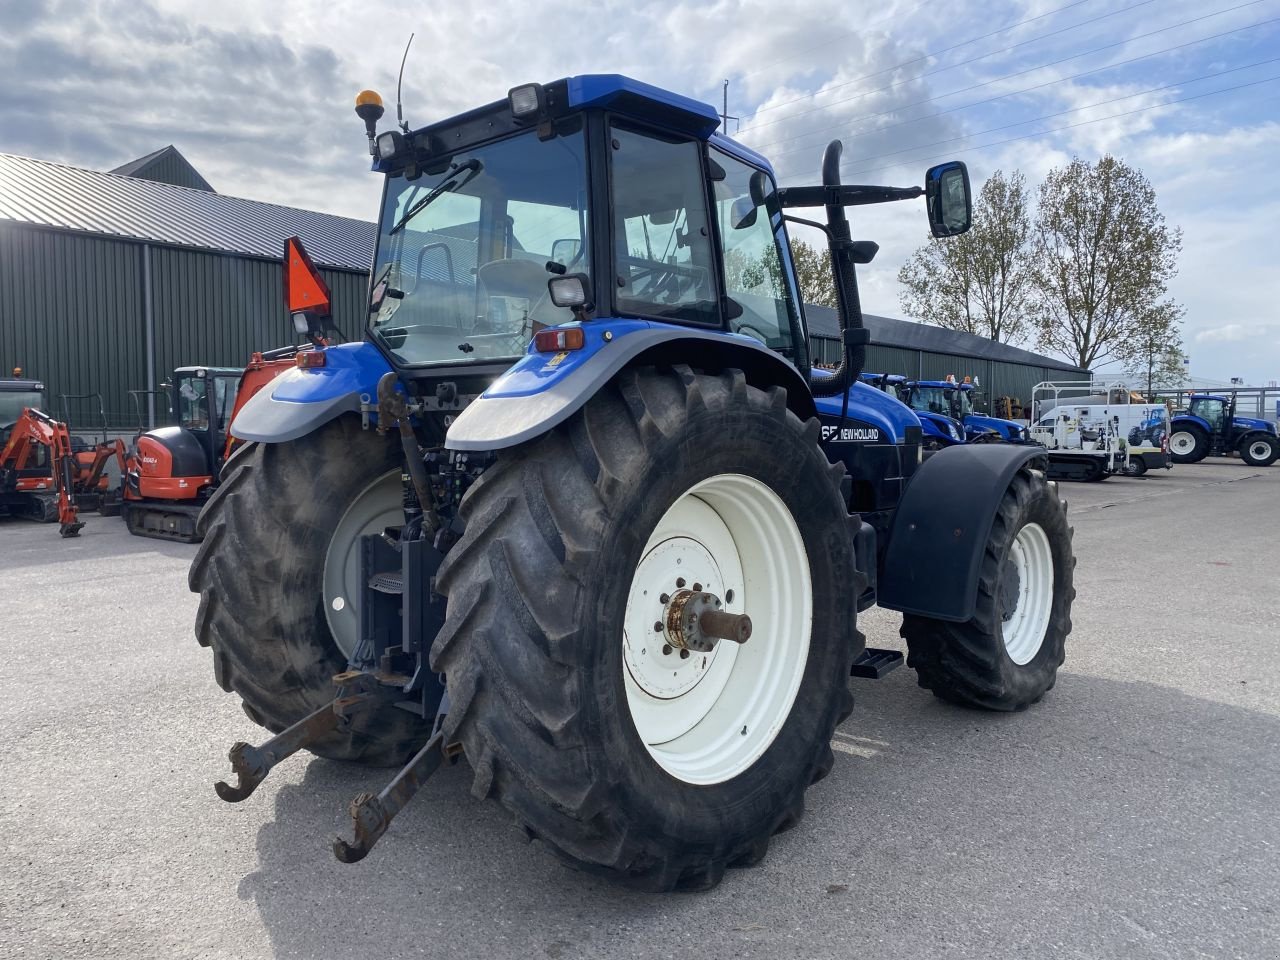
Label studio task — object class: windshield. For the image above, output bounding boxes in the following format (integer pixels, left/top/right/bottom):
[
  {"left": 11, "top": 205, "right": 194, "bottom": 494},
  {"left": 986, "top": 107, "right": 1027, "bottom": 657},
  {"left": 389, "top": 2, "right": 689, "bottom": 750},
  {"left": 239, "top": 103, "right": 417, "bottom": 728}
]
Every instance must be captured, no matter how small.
[
  {"left": 0, "top": 390, "right": 42, "bottom": 427},
  {"left": 908, "top": 385, "right": 954, "bottom": 417},
  {"left": 955, "top": 389, "right": 973, "bottom": 417},
  {"left": 369, "top": 128, "right": 590, "bottom": 365},
  {"left": 176, "top": 376, "right": 237, "bottom": 432}
]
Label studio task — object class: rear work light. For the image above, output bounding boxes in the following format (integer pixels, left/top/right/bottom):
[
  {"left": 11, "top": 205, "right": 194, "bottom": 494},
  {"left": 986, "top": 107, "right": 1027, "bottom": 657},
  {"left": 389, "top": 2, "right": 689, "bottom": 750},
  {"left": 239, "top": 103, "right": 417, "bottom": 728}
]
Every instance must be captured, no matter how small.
[
  {"left": 534, "top": 327, "right": 586, "bottom": 353},
  {"left": 296, "top": 350, "right": 327, "bottom": 368}
]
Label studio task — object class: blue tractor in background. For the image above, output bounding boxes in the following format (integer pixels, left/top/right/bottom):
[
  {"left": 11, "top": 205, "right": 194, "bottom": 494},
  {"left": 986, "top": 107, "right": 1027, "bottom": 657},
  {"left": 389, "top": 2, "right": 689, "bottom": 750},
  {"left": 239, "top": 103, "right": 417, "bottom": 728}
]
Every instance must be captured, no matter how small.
[
  {"left": 1169, "top": 394, "right": 1278, "bottom": 466},
  {"left": 861, "top": 372, "right": 965, "bottom": 450},
  {"left": 190, "top": 75, "right": 1075, "bottom": 890},
  {"left": 904, "top": 379, "right": 1030, "bottom": 444}
]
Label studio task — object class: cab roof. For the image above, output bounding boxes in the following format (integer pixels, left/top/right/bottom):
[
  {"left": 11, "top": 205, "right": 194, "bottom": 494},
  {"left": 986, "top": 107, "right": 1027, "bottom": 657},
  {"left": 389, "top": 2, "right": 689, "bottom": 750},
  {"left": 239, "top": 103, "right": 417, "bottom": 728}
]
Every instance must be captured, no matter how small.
[{"left": 0, "top": 378, "right": 44, "bottom": 391}]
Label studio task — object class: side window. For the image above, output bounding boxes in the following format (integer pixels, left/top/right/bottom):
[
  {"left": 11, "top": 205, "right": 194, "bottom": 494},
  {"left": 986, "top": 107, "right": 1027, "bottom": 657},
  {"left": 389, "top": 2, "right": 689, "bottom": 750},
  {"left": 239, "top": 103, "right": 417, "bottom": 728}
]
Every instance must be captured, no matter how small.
[
  {"left": 610, "top": 126, "right": 717, "bottom": 323},
  {"left": 713, "top": 151, "right": 798, "bottom": 354}
]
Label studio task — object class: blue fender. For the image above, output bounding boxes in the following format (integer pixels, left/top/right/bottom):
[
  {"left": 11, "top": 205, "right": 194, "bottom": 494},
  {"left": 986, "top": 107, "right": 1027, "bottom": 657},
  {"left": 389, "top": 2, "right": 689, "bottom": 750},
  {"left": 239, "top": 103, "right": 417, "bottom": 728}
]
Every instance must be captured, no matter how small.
[
  {"left": 445, "top": 320, "right": 815, "bottom": 451},
  {"left": 877, "top": 443, "right": 1048, "bottom": 622},
  {"left": 231, "top": 341, "right": 393, "bottom": 443},
  {"left": 1170, "top": 413, "right": 1212, "bottom": 434}
]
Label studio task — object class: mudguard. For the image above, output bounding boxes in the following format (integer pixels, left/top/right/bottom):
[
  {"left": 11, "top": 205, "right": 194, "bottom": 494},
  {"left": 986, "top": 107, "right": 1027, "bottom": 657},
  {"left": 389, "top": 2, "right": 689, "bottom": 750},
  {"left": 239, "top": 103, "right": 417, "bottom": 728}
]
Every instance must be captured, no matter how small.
[
  {"left": 445, "top": 320, "right": 815, "bottom": 451},
  {"left": 231, "top": 342, "right": 392, "bottom": 443},
  {"left": 877, "top": 443, "right": 1048, "bottom": 622},
  {"left": 1170, "top": 413, "right": 1211, "bottom": 434}
]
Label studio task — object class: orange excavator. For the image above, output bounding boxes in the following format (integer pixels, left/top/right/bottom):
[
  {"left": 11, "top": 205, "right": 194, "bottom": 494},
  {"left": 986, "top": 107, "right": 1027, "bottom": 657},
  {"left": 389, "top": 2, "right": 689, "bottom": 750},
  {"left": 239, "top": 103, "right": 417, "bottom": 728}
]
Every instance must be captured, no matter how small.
[
  {"left": 1, "top": 385, "right": 87, "bottom": 537},
  {"left": 118, "top": 237, "right": 333, "bottom": 542}
]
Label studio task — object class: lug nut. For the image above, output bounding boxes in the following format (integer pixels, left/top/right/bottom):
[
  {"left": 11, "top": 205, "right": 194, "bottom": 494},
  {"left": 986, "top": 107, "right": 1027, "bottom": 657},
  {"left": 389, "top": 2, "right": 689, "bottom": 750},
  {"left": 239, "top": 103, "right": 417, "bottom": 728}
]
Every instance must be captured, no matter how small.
[
  {"left": 679, "top": 649, "right": 690, "bottom": 660},
  {"left": 676, "top": 578, "right": 686, "bottom": 588},
  {"left": 662, "top": 644, "right": 672, "bottom": 656},
  {"left": 659, "top": 593, "right": 670, "bottom": 604},
  {"left": 653, "top": 621, "right": 663, "bottom": 632}
]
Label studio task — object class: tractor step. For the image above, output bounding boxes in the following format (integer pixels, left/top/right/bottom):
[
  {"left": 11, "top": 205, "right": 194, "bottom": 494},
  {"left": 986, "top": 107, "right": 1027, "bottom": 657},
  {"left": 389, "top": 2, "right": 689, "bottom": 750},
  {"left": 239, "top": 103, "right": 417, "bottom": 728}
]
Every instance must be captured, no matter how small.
[
  {"left": 367, "top": 571, "right": 404, "bottom": 594},
  {"left": 850, "top": 647, "right": 904, "bottom": 679}
]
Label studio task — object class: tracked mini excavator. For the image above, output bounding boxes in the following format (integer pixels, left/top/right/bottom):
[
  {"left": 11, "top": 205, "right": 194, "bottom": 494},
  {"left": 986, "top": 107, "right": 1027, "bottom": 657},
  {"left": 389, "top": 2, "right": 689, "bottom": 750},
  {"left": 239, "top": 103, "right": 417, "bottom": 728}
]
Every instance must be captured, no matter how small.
[{"left": 120, "top": 237, "right": 332, "bottom": 542}]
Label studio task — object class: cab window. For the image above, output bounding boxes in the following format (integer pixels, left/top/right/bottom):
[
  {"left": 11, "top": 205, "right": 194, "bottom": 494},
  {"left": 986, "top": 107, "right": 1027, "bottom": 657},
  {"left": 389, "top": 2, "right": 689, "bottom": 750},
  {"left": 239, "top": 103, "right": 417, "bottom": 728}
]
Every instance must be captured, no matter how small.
[
  {"left": 1189, "top": 397, "right": 1225, "bottom": 430},
  {"left": 712, "top": 150, "right": 799, "bottom": 355},
  {"left": 610, "top": 125, "right": 717, "bottom": 324}
]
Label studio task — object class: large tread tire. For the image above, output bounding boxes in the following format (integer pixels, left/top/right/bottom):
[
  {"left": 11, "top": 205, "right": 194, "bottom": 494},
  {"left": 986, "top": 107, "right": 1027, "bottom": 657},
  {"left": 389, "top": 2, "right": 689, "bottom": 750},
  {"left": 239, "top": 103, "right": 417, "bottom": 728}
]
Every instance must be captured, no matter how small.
[
  {"left": 188, "top": 416, "right": 430, "bottom": 765},
  {"left": 430, "top": 365, "right": 862, "bottom": 891},
  {"left": 901, "top": 468, "right": 1074, "bottom": 711},
  {"left": 1238, "top": 434, "right": 1279, "bottom": 467},
  {"left": 1170, "top": 425, "right": 1208, "bottom": 464}
]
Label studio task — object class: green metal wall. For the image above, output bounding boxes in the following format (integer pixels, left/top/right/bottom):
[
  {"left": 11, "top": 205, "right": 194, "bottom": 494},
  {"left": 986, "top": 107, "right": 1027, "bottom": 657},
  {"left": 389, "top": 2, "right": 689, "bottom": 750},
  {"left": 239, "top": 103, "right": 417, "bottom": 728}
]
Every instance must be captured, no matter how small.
[
  {"left": 814, "top": 334, "right": 1089, "bottom": 412},
  {"left": 0, "top": 223, "right": 367, "bottom": 429}
]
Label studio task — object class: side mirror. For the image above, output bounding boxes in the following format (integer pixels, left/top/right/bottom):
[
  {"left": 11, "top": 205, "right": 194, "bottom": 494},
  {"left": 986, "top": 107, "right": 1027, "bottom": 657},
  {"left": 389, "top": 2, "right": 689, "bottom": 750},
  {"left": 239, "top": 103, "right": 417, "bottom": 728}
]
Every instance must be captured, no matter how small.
[
  {"left": 551, "top": 238, "right": 581, "bottom": 265},
  {"left": 729, "top": 195, "right": 757, "bottom": 230},
  {"left": 925, "top": 161, "right": 972, "bottom": 238}
]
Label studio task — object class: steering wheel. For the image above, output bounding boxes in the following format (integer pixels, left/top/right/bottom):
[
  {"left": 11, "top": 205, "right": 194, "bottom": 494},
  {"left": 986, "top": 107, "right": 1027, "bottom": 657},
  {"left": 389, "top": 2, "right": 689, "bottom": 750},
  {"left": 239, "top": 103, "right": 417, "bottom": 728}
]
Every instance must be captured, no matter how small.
[{"left": 733, "top": 322, "right": 771, "bottom": 346}]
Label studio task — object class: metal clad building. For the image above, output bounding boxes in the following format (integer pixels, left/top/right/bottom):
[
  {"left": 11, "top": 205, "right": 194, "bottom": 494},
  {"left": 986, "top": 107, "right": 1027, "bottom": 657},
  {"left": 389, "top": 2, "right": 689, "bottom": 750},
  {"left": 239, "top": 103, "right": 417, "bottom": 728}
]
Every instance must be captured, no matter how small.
[
  {"left": 806, "top": 304, "right": 1089, "bottom": 407},
  {"left": 0, "top": 150, "right": 374, "bottom": 429}
]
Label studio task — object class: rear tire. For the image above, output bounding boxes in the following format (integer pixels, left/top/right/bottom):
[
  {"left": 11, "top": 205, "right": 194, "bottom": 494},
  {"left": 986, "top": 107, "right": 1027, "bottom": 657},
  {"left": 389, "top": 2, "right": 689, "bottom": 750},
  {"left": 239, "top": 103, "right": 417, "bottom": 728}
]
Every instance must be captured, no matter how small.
[
  {"left": 1169, "top": 425, "right": 1208, "bottom": 463},
  {"left": 1239, "top": 434, "right": 1278, "bottom": 467},
  {"left": 901, "top": 469, "right": 1074, "bottom": 711},
  {"left": 188, "top": 416, "right": 430, "bottom": 765},
  {"left": 431, "top": 366, "right": 862, "bottom": 890}
]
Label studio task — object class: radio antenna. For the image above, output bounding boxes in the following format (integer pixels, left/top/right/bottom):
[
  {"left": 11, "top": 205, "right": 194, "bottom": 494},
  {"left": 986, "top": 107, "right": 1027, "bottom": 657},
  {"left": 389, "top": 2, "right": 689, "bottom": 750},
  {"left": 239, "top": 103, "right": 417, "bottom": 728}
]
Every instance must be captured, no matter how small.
[{"left": 396, "top": 33, "right": 415, "bottom": 133}]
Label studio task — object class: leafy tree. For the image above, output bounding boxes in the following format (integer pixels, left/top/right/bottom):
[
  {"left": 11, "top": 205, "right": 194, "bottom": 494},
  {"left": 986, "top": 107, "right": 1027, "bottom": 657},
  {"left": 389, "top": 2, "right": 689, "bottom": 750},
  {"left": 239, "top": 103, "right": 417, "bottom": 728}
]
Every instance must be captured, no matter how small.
[
  {"left": 896, "top": 169, "right": 1036, "bottom": 344},
  {"left": 1032, "top": 155, "right": 1183, "bottom": 371},
  {"left": 790, "top": 239, "right": 837, "bottom": 308},
  {"left": 1118, "top": 301, "right": 1187, "bottom": 396}
]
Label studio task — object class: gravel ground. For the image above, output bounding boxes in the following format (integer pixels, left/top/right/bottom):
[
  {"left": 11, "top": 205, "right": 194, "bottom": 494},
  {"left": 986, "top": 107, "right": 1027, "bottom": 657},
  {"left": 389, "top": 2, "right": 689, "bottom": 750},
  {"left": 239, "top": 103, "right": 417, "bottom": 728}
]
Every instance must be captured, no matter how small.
[{"left": 2, "top": 458, "right": 1277, "bottom": 960}]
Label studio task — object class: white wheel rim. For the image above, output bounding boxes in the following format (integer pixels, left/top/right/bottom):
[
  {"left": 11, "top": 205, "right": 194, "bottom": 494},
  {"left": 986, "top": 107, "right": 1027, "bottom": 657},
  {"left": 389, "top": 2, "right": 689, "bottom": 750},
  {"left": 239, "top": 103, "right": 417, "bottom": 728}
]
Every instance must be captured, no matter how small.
[
  {"left": 1000, "top": 522, "right": 1055, "bottom": 666},
  {"left": 1169, "top": 431, "right": 1196, "bottom": 455},
  {"left": 1249, "top": 441, "right": 1271, "bottom": 460},
  {"left": 622, "top": 474, "right": 812, "bottom": 786},
  {"left": 323, "top": 469, "right": 402, "bottom": 660}
]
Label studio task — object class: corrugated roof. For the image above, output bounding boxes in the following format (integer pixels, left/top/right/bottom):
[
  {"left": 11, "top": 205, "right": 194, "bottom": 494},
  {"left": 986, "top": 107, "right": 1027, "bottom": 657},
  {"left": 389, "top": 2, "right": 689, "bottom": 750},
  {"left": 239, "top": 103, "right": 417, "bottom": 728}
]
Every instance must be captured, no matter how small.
[
  {"left": 805, "top": 303, "right": 1086, "bottom": 373},
  {"left": 0, "top": 152, "right": 374, "bottom": 272},
  {"left": 110, "top": 145, "right": 216, "bottom": 193}
]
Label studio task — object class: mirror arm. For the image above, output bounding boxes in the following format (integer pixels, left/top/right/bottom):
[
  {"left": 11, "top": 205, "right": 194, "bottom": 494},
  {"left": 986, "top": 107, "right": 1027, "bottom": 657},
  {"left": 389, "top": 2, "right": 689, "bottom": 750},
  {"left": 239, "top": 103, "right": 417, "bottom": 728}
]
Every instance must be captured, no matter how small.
[
  {"left": 782, "top": 214, "right": 831, "bottom": 238},
  {"left": 776, "top": 184, "right": 923, "bottom": 209}
]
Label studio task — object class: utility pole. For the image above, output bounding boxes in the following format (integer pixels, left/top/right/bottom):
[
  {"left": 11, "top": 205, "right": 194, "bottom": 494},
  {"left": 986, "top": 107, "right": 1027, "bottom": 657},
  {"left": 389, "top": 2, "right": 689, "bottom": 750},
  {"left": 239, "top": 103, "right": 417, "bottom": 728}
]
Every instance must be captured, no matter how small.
[{"left": 720, "top": 79, "right": 739, "bottom": 133}]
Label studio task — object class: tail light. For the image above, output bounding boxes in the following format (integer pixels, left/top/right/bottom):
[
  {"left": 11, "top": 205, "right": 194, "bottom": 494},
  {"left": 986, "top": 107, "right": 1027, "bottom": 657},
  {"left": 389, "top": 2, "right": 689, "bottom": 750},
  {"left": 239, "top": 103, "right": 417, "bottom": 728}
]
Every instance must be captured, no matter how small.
[
  {"left": 296, "top": 351, "right": 327, "bottom": 369},
  {"left": 534, "top": 327, "right": 585, "bottom": 353}
]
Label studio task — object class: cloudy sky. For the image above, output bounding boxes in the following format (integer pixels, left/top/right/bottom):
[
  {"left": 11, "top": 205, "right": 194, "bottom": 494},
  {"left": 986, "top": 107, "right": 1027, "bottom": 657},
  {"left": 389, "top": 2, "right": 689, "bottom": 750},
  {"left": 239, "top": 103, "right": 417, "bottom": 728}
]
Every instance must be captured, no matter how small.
[{"left": 2, "top": 0, "right": 1278, "bottom": 382}]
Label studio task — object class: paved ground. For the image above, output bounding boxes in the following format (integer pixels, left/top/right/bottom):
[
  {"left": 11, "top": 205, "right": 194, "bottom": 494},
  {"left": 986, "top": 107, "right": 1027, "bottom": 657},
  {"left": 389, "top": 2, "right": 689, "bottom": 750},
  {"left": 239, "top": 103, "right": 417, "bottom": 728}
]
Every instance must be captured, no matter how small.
[{"left": 2, "top": 459, "right": 1277, "bottom": 959}]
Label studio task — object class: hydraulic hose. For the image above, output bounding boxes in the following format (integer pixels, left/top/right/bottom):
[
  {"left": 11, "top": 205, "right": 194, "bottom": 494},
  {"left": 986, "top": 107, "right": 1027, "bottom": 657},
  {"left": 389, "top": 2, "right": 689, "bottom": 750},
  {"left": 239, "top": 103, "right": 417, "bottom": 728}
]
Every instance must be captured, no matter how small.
[{"left": 808, "top": 139, "right": 868, "bottom": 398}]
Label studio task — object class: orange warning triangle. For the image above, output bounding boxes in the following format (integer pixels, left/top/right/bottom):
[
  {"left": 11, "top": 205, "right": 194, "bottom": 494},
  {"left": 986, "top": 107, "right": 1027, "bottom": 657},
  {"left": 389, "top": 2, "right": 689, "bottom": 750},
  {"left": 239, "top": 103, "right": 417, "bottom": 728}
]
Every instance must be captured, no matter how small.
[{"left": 283, "top": 236, "right": 331, "bottom": 316}]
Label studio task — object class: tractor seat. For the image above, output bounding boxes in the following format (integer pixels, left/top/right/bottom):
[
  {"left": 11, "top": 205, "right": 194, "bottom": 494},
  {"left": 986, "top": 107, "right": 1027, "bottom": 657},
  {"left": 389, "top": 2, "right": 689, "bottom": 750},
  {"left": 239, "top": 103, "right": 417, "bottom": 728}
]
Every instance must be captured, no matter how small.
[{"left": 475, "top": 259, "right": 562, "bottom": 332}]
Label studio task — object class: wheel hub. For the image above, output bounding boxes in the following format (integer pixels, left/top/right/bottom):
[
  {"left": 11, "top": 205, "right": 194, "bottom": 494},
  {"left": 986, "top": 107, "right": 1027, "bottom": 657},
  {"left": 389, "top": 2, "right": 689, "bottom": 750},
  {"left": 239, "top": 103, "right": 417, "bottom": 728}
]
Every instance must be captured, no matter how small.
[{"left": 623, "top": 536, "right": 730, "bottom": 701}]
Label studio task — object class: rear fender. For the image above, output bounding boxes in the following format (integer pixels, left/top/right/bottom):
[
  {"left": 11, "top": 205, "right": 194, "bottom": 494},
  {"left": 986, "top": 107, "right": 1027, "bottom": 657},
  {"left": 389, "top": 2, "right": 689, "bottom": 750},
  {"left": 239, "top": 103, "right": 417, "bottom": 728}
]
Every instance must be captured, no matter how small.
[
  {"left": 230, "top": 342, "right": 392, "bottom": 444},
  {"left": 445, "top": 320, "right": 815, "bottom": 451},
  {"left": 1170, "top": 413, "right": 1211, "bottom": 434},
  {"left": 876, "top": 443, "right": 1047, "bottom": 622}
]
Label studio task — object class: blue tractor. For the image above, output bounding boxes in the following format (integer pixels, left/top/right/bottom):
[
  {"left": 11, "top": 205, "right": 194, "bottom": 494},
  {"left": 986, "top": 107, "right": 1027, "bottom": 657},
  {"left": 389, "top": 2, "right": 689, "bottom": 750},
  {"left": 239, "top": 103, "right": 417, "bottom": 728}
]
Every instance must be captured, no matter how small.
[
  {"left": 192, "top": 76, "right": 1075, "bottom": 890},
  {"left": 861, "top": 372, "right": 965, "bottom": 450},
  {"left": 1168, "top": 394, "right": 1278, "bottom": 466},
  {"left": 904, "top": 379, "right": 1030, "bottom": 444}
]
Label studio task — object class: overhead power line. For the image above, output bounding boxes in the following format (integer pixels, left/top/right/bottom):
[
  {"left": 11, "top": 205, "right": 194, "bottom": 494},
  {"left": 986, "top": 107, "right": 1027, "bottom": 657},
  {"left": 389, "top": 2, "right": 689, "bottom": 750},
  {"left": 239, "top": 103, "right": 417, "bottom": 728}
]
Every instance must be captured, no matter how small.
[
  {"left": 830, "top": 55, "right": 1280, "bottom": 170},
  {"left": 747, "top": 0, "right": 1264, "bottom": 140},
  {"left": 738, "top": 0, "right": 1091, "bottom": 83},
  {"left": 825, "top": 75, "right": 1280, "bottom": 182},
  {"left": 742, "top": 0, "right": 1161, "bottom": 129},
  {"left": 756, "top": 14, "right": 1279, "bottom": 163}
]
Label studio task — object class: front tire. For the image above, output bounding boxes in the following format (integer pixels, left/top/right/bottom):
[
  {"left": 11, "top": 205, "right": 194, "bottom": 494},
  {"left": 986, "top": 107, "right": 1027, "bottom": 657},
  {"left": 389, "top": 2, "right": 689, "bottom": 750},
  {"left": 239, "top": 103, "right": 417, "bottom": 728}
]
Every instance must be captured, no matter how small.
[
  {"left": 188, "top": 417, "right": 430, "bottom": 765},
  {"left": 430, "top": 366, "right": 861, "bottom": 890},
  {"left": 1239, "top": 434, "right": 1278, "bottom": 467},
  {"left": 901, "top": 468, "right": 1074, "bottom": 711}
]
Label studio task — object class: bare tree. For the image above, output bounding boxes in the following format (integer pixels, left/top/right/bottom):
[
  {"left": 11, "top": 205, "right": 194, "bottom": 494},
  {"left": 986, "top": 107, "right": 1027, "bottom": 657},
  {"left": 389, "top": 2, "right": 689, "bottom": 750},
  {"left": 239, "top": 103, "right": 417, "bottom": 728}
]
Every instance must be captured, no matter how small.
[
  {"left": 1033, "top": 155, "right": 1183, "bottom": 371},
  {"left": 1118, "top": 301, "right": 1187, "bottom": 396},
  {"left": 897, "top": 169, "right": 1036, "bottom": 344}
]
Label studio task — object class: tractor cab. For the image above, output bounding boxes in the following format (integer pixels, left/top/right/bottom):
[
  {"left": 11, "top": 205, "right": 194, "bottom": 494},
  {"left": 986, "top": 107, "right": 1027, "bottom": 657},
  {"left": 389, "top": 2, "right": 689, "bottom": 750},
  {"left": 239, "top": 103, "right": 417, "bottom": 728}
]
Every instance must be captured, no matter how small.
[
  {"left": 865, "top": 373, "right": 962, "bottom": 450},
  {"left": 170, "top": 367, "right": 242, "bottom": 474}
]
